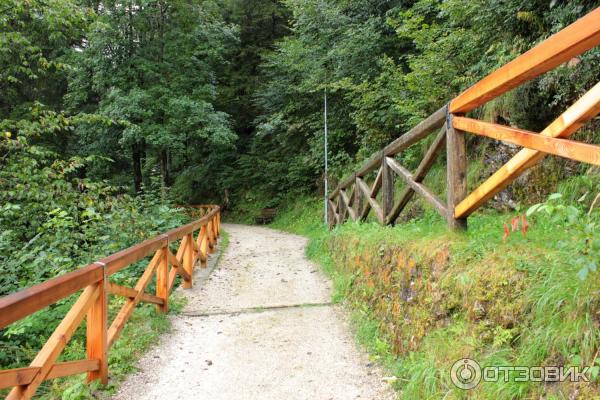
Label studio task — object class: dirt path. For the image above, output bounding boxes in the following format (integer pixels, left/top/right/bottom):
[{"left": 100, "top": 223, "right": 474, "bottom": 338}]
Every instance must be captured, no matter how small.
[{"left": 114, "top": 224, "right": 395, "bottom": 400}]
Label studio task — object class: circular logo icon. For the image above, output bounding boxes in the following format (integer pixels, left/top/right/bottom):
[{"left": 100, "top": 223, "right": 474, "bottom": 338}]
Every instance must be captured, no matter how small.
[{"left": 450, "top": 358, "right": 482, "bottom": 390}]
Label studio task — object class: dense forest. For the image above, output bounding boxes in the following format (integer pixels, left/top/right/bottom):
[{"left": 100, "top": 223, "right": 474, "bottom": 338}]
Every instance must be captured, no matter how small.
[
  {"left": 2, "top": 0, "right": 600, "bottom": 398},
  {"left": 3, "top": 0, "right": 599, "bottom": 291},
  {"left": 3, "top": 1, "right": 599, "bottom": 208}
]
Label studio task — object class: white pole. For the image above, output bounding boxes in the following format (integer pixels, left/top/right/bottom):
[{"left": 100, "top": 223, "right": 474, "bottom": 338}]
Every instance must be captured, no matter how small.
[{"left": 324, "top": 88, "right": 329, "bottom": 225}]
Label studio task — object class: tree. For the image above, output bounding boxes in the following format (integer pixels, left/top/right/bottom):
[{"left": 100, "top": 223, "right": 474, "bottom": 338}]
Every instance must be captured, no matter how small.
[{"left": 67, "top": 0, "right": 238, "bottom": 196}]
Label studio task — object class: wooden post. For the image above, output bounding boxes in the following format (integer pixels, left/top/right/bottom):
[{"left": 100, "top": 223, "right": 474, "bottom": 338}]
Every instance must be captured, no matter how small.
[
  {"left": 327, "top": 199, "right": 336, "bottom": 228},
  {"left": 156, "top": 247, "right": 168, "bottom": 313},
  {"left": 199, "top": 226, "right": 208, "bottom": 268},
  {"left": 353, "top": 174, "right": 364, "bottom": 217},
  {"left": 338, "top": 192, "right": 347, "bottom": 223},
  {"left": 182, "top": 234, "right": 194, "bottom": 288},
  {"left": 207, "top": 221, "right": 215, "bottom": 254},
  {"left": 446, "top": 113, "right": 468, "bottom": 230},
  {"left": 86, "top": 265, "right": 108, "bottom": 384},
  {"left": 212, "top": 215, "right": 218, "bottom": 240},
  {"left": 381, "top": 153, "right": 394, "bottom": 224}
]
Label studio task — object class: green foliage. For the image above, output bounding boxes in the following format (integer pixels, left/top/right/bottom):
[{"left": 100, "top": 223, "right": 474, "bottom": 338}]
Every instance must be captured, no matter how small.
[
  {"left": 248, "top": 0, "right": 402, "bottom": 200},
  {"left": 238, "top": 0, "right": 599, "bottom": 211},
  {"left": 527, "top": 192, "right": 599, "bottom": 281},
  {"left": 0, "top": 0, "right": 90, "bottom": 117},
  {"left": 0, "top": 134, "right": 187, "bottom": 296},
  {"left": 65, "top": 0, "right": 238, "bottom": 199},
  {"left": 0, "top": 131, "right": 188, "bottom": 375}
]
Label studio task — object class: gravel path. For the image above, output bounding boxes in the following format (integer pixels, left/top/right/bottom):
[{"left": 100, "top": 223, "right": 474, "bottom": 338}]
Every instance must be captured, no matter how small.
[{"left": 113, "top": 224, "right": 395, "bottom": 400}]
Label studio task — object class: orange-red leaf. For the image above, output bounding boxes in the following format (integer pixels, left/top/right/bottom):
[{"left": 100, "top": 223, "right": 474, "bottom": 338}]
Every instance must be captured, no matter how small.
[
  {"left": 521, "top": 214, "right": 529, "bottom": 238},
  {"left": 511, "top": 216, "right": 520, "bottom": 232},
  {"left": 503, "top": 223, "right": 510, "bottom": 242}
]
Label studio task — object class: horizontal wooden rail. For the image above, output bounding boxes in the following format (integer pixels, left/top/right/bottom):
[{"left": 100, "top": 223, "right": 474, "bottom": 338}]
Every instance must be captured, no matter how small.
[
  {"left": 107, "top": 282, "right": 165, "bottom": 306},
  {"left": 450, "top": 7, "right": 600, "bottom": 113},
  {"left": 0, "top": 264, "right": 103, "bottom": 329},
  {"left": 327, "top": 7, "right": 600, "bottom": 230},
  {"left": 0, "top": 360, "right": 99, "bottom": 390},
  {"left": 453, "top": 116, "right": 600, "bottom": 166},
  {"left": 0, "top": 205, "right": 221, "bottom": 399}
]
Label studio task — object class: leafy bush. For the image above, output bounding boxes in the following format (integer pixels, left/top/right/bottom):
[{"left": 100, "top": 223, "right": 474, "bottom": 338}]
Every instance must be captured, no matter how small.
[
  {"left": 527, "top": 192, "right": 599, "bottom": 280},
  {"left": 0, "top": 130, "right": 188, "bottom": 369}
]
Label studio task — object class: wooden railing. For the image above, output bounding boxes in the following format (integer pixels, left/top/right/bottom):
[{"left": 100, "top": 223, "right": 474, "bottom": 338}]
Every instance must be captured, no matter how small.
[
  {"left": 0, "top": 206, "right": 221, "bottom": 399},
  {"left": 328, "top": 7, "right": 600, "bottom": 230}
]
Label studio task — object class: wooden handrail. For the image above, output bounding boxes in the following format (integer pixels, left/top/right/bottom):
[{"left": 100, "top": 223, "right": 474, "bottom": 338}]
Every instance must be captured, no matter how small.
[
  {"left": 453, "top": 116, "right": 600, "bottom": 166},
  {"left": 450, "top": 7, "right": 600, "bottom": 114},
  {"left": 0, "top": 264, "right": 104, "bottom": 329},
  {"left": 0, "top": 360, "right": 99, "bottom": 390},
  {"left": 0, "top": 205, "right": 221, "bottom": 399},
  {"left": 329, "top": 105, "right": 447, "bottom": 200},
  {"left": 454, "top": 81, "right": 600, "bottom": 218},
  {"left": 327, "top": 7, "right": 600, "bottom": 230}
]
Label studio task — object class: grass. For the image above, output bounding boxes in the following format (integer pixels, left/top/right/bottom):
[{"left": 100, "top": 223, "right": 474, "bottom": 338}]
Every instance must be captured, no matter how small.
[
  {"left": 214, "top": 229, "right": 230, "bottom": 265},
  {"left": 271, "top": 195, "right": 600, "bottom": 400}
]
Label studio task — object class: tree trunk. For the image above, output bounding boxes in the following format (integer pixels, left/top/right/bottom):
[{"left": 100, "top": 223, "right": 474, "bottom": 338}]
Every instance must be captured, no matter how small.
[
  {"left": 132, "top": 142, "right": 143, "bottom": 194},
  {"left": 160, "top": 149, "right": 169, "bottom": 190}
]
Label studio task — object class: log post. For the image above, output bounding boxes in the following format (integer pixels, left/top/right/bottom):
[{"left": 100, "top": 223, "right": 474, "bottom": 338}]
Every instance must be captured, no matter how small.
[
  {"left": 353, "top": 174, "right": 363, "bottom": 217},
  {"left": 381, "top": 152, "right": 394, "bottom": 225},
  {"left": 199, "top": 226, "right": 208, "bottom": 268},
  {"left": 338, "top": 193, "right": 347, "bottom": 224},
  {"left": 446, "top": 112, "right": 468, "bottom": 230},
  {"left": 213, "top": 215, "right": 219, "bottom": 239},
  {"left": 207, "top": 221, "right": 215, "bottom": 254},
  {"left": 86, "top": 264, "right": 108, "bottom": 384},
  {"left": 156, "top": 246, "right": 169, "bottom": 313},
  {"left": 182, "top": 234, "right": 194, "bottom": 288},
  {"left": 327, "top": 199, "right": 336, "bottom": 228}
]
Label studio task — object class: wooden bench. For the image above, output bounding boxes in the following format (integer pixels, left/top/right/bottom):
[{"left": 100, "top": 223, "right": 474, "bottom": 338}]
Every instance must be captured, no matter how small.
[{"left": 256, "top": 208, "right": 277, "bottom": 224}]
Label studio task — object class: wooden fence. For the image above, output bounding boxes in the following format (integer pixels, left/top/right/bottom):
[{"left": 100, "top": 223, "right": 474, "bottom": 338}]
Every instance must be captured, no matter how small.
[
  {"left": 328, "top": 7, "right": 600, "bottom": 230},
  {"left": 0, "top": 206, "right": 221, "bottom": 399}
]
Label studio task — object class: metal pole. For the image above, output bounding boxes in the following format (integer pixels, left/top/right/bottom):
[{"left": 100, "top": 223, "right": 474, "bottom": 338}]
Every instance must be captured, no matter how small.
[{"left": 324, "top": 88, "right": 329, "bottom": 225}]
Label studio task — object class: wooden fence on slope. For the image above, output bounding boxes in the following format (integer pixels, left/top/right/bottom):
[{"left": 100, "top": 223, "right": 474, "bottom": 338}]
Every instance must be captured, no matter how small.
[
  {"left": 0, "top": 206, "right": 221, "bottom": 399},
  {"left": 328, "top": 7, "right": 600, "bottom": 230}
]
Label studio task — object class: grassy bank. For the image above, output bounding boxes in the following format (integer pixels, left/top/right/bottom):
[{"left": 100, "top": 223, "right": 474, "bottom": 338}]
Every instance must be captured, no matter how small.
[{"left": 272, "top": 196, "right": 600, "bottom": 399}]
